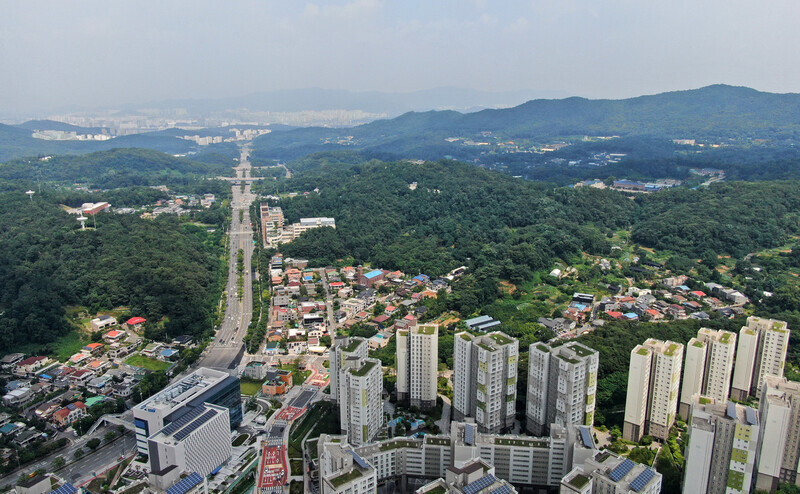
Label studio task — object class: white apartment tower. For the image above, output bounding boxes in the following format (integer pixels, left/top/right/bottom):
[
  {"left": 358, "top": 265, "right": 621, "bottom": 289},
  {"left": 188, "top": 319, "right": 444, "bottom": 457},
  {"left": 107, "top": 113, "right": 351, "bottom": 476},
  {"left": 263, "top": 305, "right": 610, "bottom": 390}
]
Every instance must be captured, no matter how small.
[
  {"left": 731, "top": 316, "right": 789, "bottom": 401},
  {"left": 338, "top": 355, "right": 383, "bottom": 446},
  {"left": 623, "top": 339, "right": 683, "bottom": 442},
  {"left": 330, "top": 336, "right": 368, "bottom": 403},
  {"left": 755, "top": 376, "right": 800, "bottom": 491},
  {"left": 453, "top": 331, "right": 519, "bottom": 433},
  {"left": 679, "top": 328, "right": 736, "bottom": 418},
  {"left": 527, "top": 342, "right": 599, "bottom": 436},
  {"left": 396, "top": 323, "right": 439, "bottom": 409},
  {"left": 682, "top": 396, "right": 760, "bottom": 494}
]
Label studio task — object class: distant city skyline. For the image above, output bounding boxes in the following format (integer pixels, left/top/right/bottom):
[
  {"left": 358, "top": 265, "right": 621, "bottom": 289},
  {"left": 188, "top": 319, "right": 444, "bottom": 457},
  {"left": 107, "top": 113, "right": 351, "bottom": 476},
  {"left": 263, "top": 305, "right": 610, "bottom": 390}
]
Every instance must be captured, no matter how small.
[{"left": 3, "top": 0, "right": 800, "bottom": 115}]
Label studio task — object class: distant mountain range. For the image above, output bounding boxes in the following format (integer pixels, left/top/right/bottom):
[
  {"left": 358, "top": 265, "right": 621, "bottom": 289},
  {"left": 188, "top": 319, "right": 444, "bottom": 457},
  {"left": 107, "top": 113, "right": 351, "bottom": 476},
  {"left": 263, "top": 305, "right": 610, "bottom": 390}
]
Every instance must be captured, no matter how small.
[
  {"left": 120, "top": 87, "right": 567, "bottom": 116},
  {"left": 250, "top": 85, "right": 800, "bottom": 160}
]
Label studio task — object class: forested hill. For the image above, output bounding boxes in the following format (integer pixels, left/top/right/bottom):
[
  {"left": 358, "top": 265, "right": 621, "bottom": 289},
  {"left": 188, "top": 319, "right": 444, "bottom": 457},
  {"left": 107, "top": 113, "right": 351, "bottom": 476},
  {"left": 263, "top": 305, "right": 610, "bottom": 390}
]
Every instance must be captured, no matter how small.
[
  {"left": 0, "top": 148, "right": 233, "bottom": 189},
  {"left": 251, "top": 85, "right": 800, "bottom": 160},
  {"left": 269, "top": 157, "right": 800, "bottom": 313},
  {"left": 0, "top": 191, "right": 226, "bottom": 352}
]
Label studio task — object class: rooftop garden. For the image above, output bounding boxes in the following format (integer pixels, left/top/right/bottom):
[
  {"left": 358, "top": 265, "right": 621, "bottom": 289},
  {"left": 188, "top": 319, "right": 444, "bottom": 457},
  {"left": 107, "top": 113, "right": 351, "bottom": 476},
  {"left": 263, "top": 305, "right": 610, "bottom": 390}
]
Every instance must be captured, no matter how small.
[
  {"left": 417, "top": 325, "right": 436, "bottom": 335},
  {"left": 568, "top": 343, "right": 594, "bottom": 358},
  {"left": 459, "top": 333, "right": 472, "bottom": 341},
  {"left": 329, "top": 469, "right": 362, "bottom": 487},
  {"left": 488, "top": 333, "right": 513, "bottom": 346},
  {"left": 343, "top": 339, "right": 363, "bottom": 353},
  {"left": 536, "top": 344, "right": 550, "bottom": 353},
  {"left": 569, "top": 474, "right": 590, "bottom": 489},
  {"left": 692, "top": 340, "right": 705, "bottom": 348},
  {"left": 351, "top": 360, "right": 377, "bottom": 377},
  {"left": 636, "top": 347, "right": 650, "bottom": 356}
]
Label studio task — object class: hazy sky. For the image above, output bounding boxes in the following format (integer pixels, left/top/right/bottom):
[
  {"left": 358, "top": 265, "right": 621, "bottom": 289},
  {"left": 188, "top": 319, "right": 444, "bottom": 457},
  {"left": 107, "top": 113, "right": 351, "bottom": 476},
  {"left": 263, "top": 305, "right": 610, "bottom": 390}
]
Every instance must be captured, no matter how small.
[{"left": 2, "top": 0, "right": 800, "bottom": 114}]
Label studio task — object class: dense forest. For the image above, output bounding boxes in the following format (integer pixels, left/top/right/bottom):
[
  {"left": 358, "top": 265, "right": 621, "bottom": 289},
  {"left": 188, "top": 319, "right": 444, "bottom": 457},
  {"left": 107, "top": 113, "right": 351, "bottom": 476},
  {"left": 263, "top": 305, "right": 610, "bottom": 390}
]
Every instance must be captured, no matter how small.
[
  {"left": 0, "top": 191, "right": 227, "bottom": 352},
  {"left": 0, "top": 148, "right": 233, "bottom": 189},
  {"left": 260, "top": 156, "right": 800, "bottom": 316}
]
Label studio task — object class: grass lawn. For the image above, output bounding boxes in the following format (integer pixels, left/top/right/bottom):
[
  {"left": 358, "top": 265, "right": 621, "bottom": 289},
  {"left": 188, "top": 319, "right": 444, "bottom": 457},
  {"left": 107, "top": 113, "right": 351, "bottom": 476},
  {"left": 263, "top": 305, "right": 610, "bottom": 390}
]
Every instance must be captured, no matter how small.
[
  {"left": 240, "top": 379, "right": 263, "bottom": 396},
  {"left": 278, "top": 364, "right": 312, "bottom": 386},
  {"left": 125, "top": 355, "right": 171, "bottom": 371},
  {"left": 14, "top": 329, "right": 87, "bottom": 362}
]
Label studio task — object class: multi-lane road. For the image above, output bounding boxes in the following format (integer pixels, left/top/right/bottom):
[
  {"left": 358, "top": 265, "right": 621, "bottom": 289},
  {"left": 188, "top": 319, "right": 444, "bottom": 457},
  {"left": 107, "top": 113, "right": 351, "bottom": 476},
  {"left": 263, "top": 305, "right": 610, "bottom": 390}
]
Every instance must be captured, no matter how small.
[{"left": 199, "top": 145, "right": 257, "bottom": 370}]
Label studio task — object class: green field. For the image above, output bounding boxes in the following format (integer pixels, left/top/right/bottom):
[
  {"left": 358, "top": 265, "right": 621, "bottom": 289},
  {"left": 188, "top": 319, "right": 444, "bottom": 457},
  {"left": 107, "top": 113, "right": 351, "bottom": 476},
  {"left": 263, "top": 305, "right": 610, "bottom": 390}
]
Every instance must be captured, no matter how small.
[
  {"left": 278, "top": 364, "right": 312, "bottom": 386},
  {"left": 14, "top": 329, "right": 87, "bottom": 362},
  {"left": 125, "top": 355, "right": 171, "bottom": 371},
  {"left": 240, "top": 378, "right": 264, "bottom": 396}
]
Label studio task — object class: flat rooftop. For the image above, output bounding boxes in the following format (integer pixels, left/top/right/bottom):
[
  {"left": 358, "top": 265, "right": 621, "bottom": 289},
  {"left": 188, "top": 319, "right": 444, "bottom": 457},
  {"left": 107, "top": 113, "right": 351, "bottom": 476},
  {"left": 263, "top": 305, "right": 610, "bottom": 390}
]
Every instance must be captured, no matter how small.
[{"left": 136, "top": 367, "right": 229, "bottom": 412}]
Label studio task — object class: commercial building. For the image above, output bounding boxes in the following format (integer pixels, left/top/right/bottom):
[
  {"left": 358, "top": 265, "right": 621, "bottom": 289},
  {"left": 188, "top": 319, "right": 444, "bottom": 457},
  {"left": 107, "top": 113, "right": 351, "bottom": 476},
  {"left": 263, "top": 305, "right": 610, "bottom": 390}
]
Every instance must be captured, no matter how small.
[
  {"left": 132, "top": 367, "right": 241, "bottom": 456},
  {"left": 731, "top": 317, "right": 790, "bottom": 401},
  {"left": 560, "top": 450, "right": 662, "bottom": 494},
  {"left": 755, "top": 376, "right": 800, "bottom": 491},
  {"left": 453, "top": 332, "right": 519, "bottom": 433},
  {"left": 682, "top": 396, "right": 759, "bottom": 494},
  {"left": 260, "top": 205, "right": 284, "bottom": 246},
  {"left": 147, "top": 403, "right": 232, "bottom": 490},
  {"left": 396, "top": 324, "right": 439, "bottom": 410},
  {"left": 623, "top": 339, "right": 684, "bottom": 441},
  {"left": 416, "top": 457, "right": 517, "bottom": 494},
  {"left": 317, "top": 420, "right": 585, "bottom": 492},
  {"left": 527, "top": 342, "right": 599, "bottom": 436},
  {"left": 679, "top": 328, "right": 737, "bottom": 418}
]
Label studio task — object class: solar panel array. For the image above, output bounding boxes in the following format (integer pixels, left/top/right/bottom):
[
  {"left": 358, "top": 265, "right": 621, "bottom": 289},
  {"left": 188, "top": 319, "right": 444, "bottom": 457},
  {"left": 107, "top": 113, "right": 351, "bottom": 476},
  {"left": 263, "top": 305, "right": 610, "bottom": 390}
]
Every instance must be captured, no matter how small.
[
  {"left": 609, "top": 459, "right": 635, "bottom": 482},
  {"left": 174, "top": 410, "right": 216, "bottom": 441},
  {"left": 579, "top": 426, "right": 594, "bottom": 448},
  {"left": 48, "top": 483, "right": 77, "bottom": 494},
  {"left": 464, "top": 424, "right": 475, "bottom": 445},
  {"left": 727, "top": 402, "right": 738, "bottom": 420},
  {"left": 161, "top": 406, "right": 205, "bottom": 436},
  {"left": 165, "top": 472, "right": 203, "bottom": 494},
  {"left": 349, "top": 450, "right": 370, "bottom": 469},
  {"left": 745, "top": 406, "right": 758, "bottom": 425},
  {"left": 629, "top": 468, "right": 656, "bottom": 492},
  {"left": 489, "top": 484, "right": 513, "bottom": 494},
  {"left": 463, "top": 474, "right": 498, "bottom": 494}
]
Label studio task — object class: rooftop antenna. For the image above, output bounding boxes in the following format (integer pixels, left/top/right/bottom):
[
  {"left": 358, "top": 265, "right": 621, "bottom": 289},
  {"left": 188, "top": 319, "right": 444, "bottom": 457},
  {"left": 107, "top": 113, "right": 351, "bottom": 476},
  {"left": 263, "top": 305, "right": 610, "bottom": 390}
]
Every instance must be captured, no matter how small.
[
  {"left": 25, "top": 190, "right": 35, "bottom": 201},
  {"left": 77, "top": 215, "right": 88, "bottom": 230}
]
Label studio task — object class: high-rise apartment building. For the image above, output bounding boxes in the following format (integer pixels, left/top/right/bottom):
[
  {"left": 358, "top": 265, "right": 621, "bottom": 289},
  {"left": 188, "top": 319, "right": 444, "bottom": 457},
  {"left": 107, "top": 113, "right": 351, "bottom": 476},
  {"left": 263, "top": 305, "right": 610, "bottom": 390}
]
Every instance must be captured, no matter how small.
[
  {"left": 453, "top": 332, "right": 518, "bottom": 433},
  {"left": 682, "top": 396, "right": 760, "bottom": 494},
  {"left": 623, "top": 339, "right": 683, "bottom": 442},
  {"left": 396, "top": 323, "right": 439, "bottom": 409},
  {"left": 731, "top": 317, "right": 789, "bottom": 401},
  {"left": 132, "top": 367, "right": 241, "bottom": 456},
  {"left": 330, "top": 336, "right": 368, "bottom": 403},
  {"left": 527, "top": 342, "right": 599, "bottom": 436},
  {"left": 679, "top": 328, "right": 736, "bottom": 418},
  {"left": 755, "top": 376, "right": 800, "bottom": 491},
  {"left": 338, "top": 354, "right": 383, "bottom": 446}
]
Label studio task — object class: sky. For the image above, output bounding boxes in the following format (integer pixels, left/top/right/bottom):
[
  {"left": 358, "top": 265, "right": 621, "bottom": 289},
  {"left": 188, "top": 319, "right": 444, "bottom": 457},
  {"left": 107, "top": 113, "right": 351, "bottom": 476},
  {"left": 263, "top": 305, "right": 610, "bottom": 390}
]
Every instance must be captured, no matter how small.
[{"left": 2, "top": 0, "right": 800, "bottom": 115}]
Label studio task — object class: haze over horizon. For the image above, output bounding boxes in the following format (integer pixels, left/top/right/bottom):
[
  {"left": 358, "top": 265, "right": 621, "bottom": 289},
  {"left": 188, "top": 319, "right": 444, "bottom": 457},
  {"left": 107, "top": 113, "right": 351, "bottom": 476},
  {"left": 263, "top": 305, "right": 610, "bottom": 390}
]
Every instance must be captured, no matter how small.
[{"left": 3, "top": 0, "right": 800, "bottom": 116}]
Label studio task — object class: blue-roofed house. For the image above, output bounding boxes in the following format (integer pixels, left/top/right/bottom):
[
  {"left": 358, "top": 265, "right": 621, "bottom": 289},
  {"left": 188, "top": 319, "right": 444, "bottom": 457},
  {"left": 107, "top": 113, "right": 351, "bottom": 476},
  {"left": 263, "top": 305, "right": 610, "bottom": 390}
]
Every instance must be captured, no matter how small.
[
  {"left": 412, "top": 274, "right": 430, "bottom": 286},
  {"left": 623, "top": 313, "right": 639, "bottom": 320}
]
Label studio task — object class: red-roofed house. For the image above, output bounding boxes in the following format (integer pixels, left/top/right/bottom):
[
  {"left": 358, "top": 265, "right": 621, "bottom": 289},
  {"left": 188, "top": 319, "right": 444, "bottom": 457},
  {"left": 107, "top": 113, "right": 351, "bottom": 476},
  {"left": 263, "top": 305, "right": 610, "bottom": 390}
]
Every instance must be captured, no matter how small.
[
  {"left": 384, "top": 306, "right": 398, "bottom": 315},
  {"left": 605, "top": 311, "right": 624, "bottom": 320},
  {"left": 373, "top": 315, "right": 390, "bottom": 325},
  {"left": 329, "top": 282, "right": 345, "bottom": 289},
  {"left": 125, "top": 317, "right": 146, "bottom": 332},
  {"left": 87, "top": 360, "right": 108, "bottom": 372},
  {"left": 52, "top": 401, "right": 88, "bottom": 427},
  {"left": 83, "top": 343, "right": 104, "bottom": 355},
  {"left": 69, "top": 369, "right": 94, "bottom": 385},
  {"left": 70, "top": 353, "right": 90, "bottom": 365},
  {"left": 645, "top": 309, "right": 664, "bottom": 321},
  {"left": 14, "top": 356, "right": 50, "bottom": 376},
  {"left": 355, "top": 311, "right": 369, "bottom": 320},
  {"left": 690, "top": 291, "right": 707, "bottom": 299},
  {"left": 104, "top": 330, "right": 124, "bottom": 341}
]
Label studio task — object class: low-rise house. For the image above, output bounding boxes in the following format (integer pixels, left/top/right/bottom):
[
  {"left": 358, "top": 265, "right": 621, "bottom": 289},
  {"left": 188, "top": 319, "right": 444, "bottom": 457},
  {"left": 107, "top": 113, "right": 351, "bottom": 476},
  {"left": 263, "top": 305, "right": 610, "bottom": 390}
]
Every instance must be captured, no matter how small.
[
  {"left": 368, "top": 332, "right": 393, "bottom": 350},
  {"left": 12, "top": 429, "right": 42, "bottom": 447},
  {"left": 69, "top": 369, "right": 94, "bottom": 386},
  {"left": 112, "top": 383, "right": 134, "bottom": 399},
  {"left": 14, "top": 356, "right": 50, "bottom": 376},
  {"left": 69, "top": 353, "right": 91, "bottom": 365},
  {"left": 645, "top": 309, "right": 664, "bottom": 321},
  {"left": 3, "top": 387, "right": 33, "bottom": 406},
  {"left": 262, "top": 368, "right": 293, "bottom": 396},
  {"left": 124, "top": 316, "right": 146, "bottom": 332},
  {"left": 87, "top": 376, "right": 112, "bottom": 394},
  {"left": 141, "top": 342, "right": 163, "bottom": 357},
  {"left": 0, "top": 353, "right": 25, "bottom": 370},
  {"left": 91, "top": 315, "right": 118, "bottom": 331},
  {"left": 104, "top": 330, "right": 125, "bottom": 341},
  {"left": 52, "top": 402, "right": 88, "bottom": 427}
]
